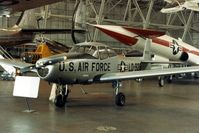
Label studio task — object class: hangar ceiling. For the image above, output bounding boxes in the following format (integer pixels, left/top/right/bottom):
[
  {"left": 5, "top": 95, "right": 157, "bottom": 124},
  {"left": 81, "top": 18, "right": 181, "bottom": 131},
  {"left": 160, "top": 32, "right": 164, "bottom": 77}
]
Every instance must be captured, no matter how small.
[{"left": 0, "top": 0, "right": 198, "bottom": 48}]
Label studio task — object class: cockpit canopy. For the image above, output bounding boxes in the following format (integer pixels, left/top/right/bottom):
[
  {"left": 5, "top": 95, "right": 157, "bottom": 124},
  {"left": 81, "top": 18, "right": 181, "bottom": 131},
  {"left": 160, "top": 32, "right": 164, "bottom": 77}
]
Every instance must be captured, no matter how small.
[{"left": 69, "top": 42, "right": 117, "bottom": 60}]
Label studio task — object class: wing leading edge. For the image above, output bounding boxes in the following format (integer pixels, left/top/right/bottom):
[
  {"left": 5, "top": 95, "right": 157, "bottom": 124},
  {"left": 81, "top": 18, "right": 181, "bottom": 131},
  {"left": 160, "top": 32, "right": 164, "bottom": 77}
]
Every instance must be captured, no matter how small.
[{"left": 100, "top": 66, "right": 199, "bottom": 82}]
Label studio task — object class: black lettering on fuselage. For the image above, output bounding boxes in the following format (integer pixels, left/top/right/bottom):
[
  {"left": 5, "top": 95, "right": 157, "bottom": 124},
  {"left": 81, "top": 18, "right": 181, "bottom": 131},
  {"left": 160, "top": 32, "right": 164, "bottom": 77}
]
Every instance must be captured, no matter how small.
[
  {"left": 69, "top": 62, "right": 74, "bottom": 71},
  {"left": 59, "top": 61, "right": 111, "bottom": 72},
  {"left": 78, "top": 62, "right": 89, "bottom": 71},
  {"left": 128, "top": 63, "right": 141, "bottom": 71},
  {"left": 59, "top": 62, "right": 65, "bottom": 71},
  {"left": 91, "top": 62, "right": 110, "bottom": 72},
  {"left": 92, "top": 62, "right": 95, "bottom": 71}
]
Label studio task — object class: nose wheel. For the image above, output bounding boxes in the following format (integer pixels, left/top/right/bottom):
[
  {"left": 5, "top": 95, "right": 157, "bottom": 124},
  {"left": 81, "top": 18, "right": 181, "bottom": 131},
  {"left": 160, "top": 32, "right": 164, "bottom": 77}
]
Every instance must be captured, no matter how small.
[
  {"left": 54, "top": 85, "right": 70, "bottom": 107},
  {"left": 113, "top": 81, "right": 125, "bottom": 106}
]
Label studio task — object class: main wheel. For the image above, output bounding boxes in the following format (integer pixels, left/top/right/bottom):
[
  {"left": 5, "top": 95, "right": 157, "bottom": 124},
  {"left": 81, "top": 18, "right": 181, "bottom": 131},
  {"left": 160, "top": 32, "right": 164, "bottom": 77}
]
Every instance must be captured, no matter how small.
[
  {"left": 159, "top": 78, "right": 164, "bottom": 87},
  {"left": 167, "top": 76, "right": 172, "bottom": 83},
  {"left": 115, "top": 92, "right": 125, "bottom": 106},
  {"left": 54, "top": 94, "right": 66, "bottom": 107}
]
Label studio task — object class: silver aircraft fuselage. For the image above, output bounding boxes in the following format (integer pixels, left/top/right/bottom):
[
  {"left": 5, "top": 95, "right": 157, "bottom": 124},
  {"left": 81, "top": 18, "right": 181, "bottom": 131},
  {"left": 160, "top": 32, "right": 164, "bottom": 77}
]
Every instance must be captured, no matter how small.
[{"left": 36, "top": 42, "right": 147, "bottom": 85}]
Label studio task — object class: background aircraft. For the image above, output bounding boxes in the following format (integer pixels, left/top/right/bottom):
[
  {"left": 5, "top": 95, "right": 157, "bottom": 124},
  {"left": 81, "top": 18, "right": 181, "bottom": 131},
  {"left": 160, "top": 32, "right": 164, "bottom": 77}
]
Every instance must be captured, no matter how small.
[
  {"left": 0, "top": 9, "right": 85, "bottom": 48},
  {"left": 21, "top": 40, "right": 70, "bottom": 64},
  {"left": 0, "top": 41, "right": 194, "bottom": 108},
  {"left": 0, "top": 0, "right": 86, "bottom": 78},
  {"left": 161, "top": 0, "right": 199, "bottom": 13},
  {"left": 93, "top": 24, "right": 199, "bottom": 65},
  {"left": 0, "top": 0, "right": 63, "bottom": 16}
]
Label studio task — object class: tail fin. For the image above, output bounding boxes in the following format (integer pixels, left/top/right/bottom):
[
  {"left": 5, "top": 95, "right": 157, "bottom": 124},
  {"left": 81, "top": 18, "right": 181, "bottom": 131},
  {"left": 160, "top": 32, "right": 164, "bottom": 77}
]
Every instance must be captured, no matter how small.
[
  {"left": 74, "top": 0, "right": 86, "bottom": 30},
  {"left": 71, "top": 0, "right": 86, "bottom": 44},
  {"left": 15, "top": 9, "right": 38, "bottom": 29},
  {"left": 143, "top": 39, "right": 152, "bottom": 61},
  {"left": 142, "top": 39, "right": 152, "bottom": 70}
]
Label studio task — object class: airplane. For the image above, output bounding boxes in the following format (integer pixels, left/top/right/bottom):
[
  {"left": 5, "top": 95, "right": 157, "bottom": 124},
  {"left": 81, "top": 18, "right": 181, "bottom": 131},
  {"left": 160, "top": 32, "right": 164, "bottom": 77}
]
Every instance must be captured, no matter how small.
[
  {"left": 161, "top": 0, "right": 199, "bottom": 13},
  {"left": 0, "top": 9, "right": 85, "bottom": 48},
  {"left": 0, "top": 0, "right": 64, "bottom": 16},
  {"left": 0, "top": 41, "right": 196, "bottom": 108},
  {"left": 21, "top": 38, "right": 71, "bottom": 64},
  {"left": 92, "top": 24, "right": 199, "bottom": 66},
  {"left": 0, "top": 1, "right": 85, "bottom": 77}
]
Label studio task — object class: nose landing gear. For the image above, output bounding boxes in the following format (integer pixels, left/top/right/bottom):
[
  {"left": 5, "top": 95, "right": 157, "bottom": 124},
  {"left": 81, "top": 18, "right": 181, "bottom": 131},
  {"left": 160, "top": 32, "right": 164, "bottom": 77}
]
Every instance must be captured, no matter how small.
[{"left": 54, "top": 85, "right": 69, "bottom": 107}]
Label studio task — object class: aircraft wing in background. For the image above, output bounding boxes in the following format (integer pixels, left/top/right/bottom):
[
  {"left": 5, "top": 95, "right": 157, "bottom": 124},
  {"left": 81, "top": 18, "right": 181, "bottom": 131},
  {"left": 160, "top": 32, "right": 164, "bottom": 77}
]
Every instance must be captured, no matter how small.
[
  {"left": 21, "top": 28, "right": 86, "bottom": 34},
  {"left": 0, "top": 0, "right": 63, "bottom": 16},
  {"left": 92, "top": 24, "right": 165, "bottom": 46},
  {"left": 161, "top": 0, "right": 199, "bottom": 13}
]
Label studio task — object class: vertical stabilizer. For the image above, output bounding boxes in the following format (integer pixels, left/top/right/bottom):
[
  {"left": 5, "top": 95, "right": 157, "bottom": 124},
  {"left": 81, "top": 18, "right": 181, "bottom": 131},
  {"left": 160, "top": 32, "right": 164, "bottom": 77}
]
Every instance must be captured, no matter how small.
[
  {"left": 16, "top": 9, "right": 37, "bottom": 29},
  {"left": 74, "top": 0, "right": 86, "bottom": 30},
  {"left": 142, "top": 39, "right": 153, "bottom": 70},
  {"left": 143, "top": 38, "right": 152, "bottom": 61},
  {"left": 72, "top": 0, "right": 86, "bottom": 44}
]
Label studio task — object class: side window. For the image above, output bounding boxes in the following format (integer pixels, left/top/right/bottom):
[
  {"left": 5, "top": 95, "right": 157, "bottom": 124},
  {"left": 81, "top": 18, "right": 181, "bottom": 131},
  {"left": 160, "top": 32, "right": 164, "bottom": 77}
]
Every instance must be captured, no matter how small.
[
  {"left": 107, "top": 48, "right": 117, "bottom": 57},
  {"left": 99, "top": 46, "right": 109, "bottom": 60}
]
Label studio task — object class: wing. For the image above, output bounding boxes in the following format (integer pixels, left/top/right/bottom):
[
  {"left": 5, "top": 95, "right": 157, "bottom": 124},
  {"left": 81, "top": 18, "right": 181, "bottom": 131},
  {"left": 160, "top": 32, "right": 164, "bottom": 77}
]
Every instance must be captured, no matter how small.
[
  {"left": 185, "top": 2, "right": 199, "bottom": 12},
  {"left": 21, "top": 29, "right": 86, "bottom": 34},
  {"left": 160, "top": 6, "right": 184, "bottom": 13},
  {"left": 141, "top": 60, "right": 184, "bottom": 64},
  {"left": 0, "top": 59, "right": 35, "bottom": 73},
  {"left": 0, "top": 0, "right": 63, "bottom": 15},
  {"left": 92, "top": 24, "right": 165, "bottom": 46},
  {"left": 99, "top": 66, "right": 199, "bottom": 82}
]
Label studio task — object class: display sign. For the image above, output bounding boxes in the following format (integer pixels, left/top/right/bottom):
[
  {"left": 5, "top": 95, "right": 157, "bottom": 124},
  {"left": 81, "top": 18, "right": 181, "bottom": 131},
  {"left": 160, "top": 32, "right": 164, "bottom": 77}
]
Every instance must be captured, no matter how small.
[{"left": 13, "top": 76, "right": 40, "bottom": 98}]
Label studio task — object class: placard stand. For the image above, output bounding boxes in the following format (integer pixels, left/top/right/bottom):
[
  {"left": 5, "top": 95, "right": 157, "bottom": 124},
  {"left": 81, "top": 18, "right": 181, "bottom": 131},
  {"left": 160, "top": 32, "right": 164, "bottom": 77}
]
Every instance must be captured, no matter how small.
[
  {"left": 23, "top": 98, "right": 36, "bottom": 113},
  {"left": 13, "top": 76, "right": 40, "bottom": 113}
]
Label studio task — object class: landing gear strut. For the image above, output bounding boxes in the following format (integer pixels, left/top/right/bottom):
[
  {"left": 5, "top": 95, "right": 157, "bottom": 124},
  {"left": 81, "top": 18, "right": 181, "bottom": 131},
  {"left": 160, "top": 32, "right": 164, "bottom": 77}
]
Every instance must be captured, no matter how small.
[
  {"left": 167, "top": 75, "right": 173, "bottom": 83},
  {"left": 158, "top": 76, "right": 165, "bottom": 87},
  {"left": 113, "top": 81, "right": 125, "bottom": 106},
  {"left": 54, "top": 85, "right": 69, "bottom": 107}
]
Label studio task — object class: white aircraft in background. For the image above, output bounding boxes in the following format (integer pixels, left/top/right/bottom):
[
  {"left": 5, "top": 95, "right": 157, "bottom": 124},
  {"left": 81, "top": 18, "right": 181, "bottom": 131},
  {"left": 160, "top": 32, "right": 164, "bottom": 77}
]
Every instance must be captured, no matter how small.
[
  {"left": 93, "top": 24, "right": 199, "bottom": 66},
  {"left": 0, "top": 0, "right": 63, "bottom": 16},
  {"left": 161, "top": 0, "right": 199, "bottom": 13}
]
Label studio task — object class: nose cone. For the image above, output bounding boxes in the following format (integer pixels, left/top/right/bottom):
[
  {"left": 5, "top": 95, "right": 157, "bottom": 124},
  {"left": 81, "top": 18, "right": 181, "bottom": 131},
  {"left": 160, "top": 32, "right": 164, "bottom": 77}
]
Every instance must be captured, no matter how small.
[{"left": 37, "top": 65, "right": 54, "bottom": 79}]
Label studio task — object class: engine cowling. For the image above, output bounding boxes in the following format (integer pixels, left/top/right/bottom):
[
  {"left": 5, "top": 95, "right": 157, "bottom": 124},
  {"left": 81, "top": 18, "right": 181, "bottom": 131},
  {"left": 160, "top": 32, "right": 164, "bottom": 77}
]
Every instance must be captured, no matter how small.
[{"left": 179, "top": 52, "right": 189, "bottom": 62}]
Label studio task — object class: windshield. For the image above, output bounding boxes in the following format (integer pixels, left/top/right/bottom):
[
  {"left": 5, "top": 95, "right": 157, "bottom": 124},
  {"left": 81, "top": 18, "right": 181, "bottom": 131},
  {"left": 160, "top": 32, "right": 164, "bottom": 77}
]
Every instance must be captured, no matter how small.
[{"left": 69, "top": 45, "right": 97, "bottom": 56}]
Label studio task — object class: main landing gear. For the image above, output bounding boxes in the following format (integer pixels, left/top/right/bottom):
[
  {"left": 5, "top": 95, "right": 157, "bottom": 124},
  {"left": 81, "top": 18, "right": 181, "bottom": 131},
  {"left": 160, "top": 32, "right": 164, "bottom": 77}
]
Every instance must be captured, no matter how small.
[
  {"left": 54, "top": 85, "right": 70, "bottom": 107},
  {"left": 112, "top": 81, "right": 125, "bottom": 106},
  {"left": 158, "top": 76, "right": 165, "bottom": 87}
]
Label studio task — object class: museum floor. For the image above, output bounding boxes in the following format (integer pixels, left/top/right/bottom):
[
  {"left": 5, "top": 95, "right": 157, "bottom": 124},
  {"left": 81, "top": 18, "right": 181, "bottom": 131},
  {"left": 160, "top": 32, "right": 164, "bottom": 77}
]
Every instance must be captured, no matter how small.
[{"left": 1, "top": 78, "right": 199, "bottom": 133}]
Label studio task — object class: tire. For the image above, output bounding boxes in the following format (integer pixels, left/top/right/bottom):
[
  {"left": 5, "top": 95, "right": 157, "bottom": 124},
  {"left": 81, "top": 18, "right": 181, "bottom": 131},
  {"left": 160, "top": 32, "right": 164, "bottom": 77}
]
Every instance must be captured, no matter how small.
[
  {"left": 115, "top": 92, "right": 125, "bottom": 106},
  {"left": 159, "top": 78, "right": 164, "bottom": 87},
  {"left": 54, "top": 94, "right": 66, "bottom": 107},
  {"left": 167, "top": 76, "right": 172, "bottom": 83}
]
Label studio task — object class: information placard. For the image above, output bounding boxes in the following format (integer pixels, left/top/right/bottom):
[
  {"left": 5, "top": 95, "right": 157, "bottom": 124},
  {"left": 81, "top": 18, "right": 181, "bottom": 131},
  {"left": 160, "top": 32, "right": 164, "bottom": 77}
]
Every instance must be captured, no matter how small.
[{"left": 13, "top": 76, "right": 40, "bottom": 98}]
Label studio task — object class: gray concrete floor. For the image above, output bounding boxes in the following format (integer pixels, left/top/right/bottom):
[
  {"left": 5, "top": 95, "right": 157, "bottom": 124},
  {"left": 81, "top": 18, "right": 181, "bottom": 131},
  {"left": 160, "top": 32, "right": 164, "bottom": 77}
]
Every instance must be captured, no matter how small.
[{"left": 1, "top": 78, "right": 199, "bottom": 133}]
